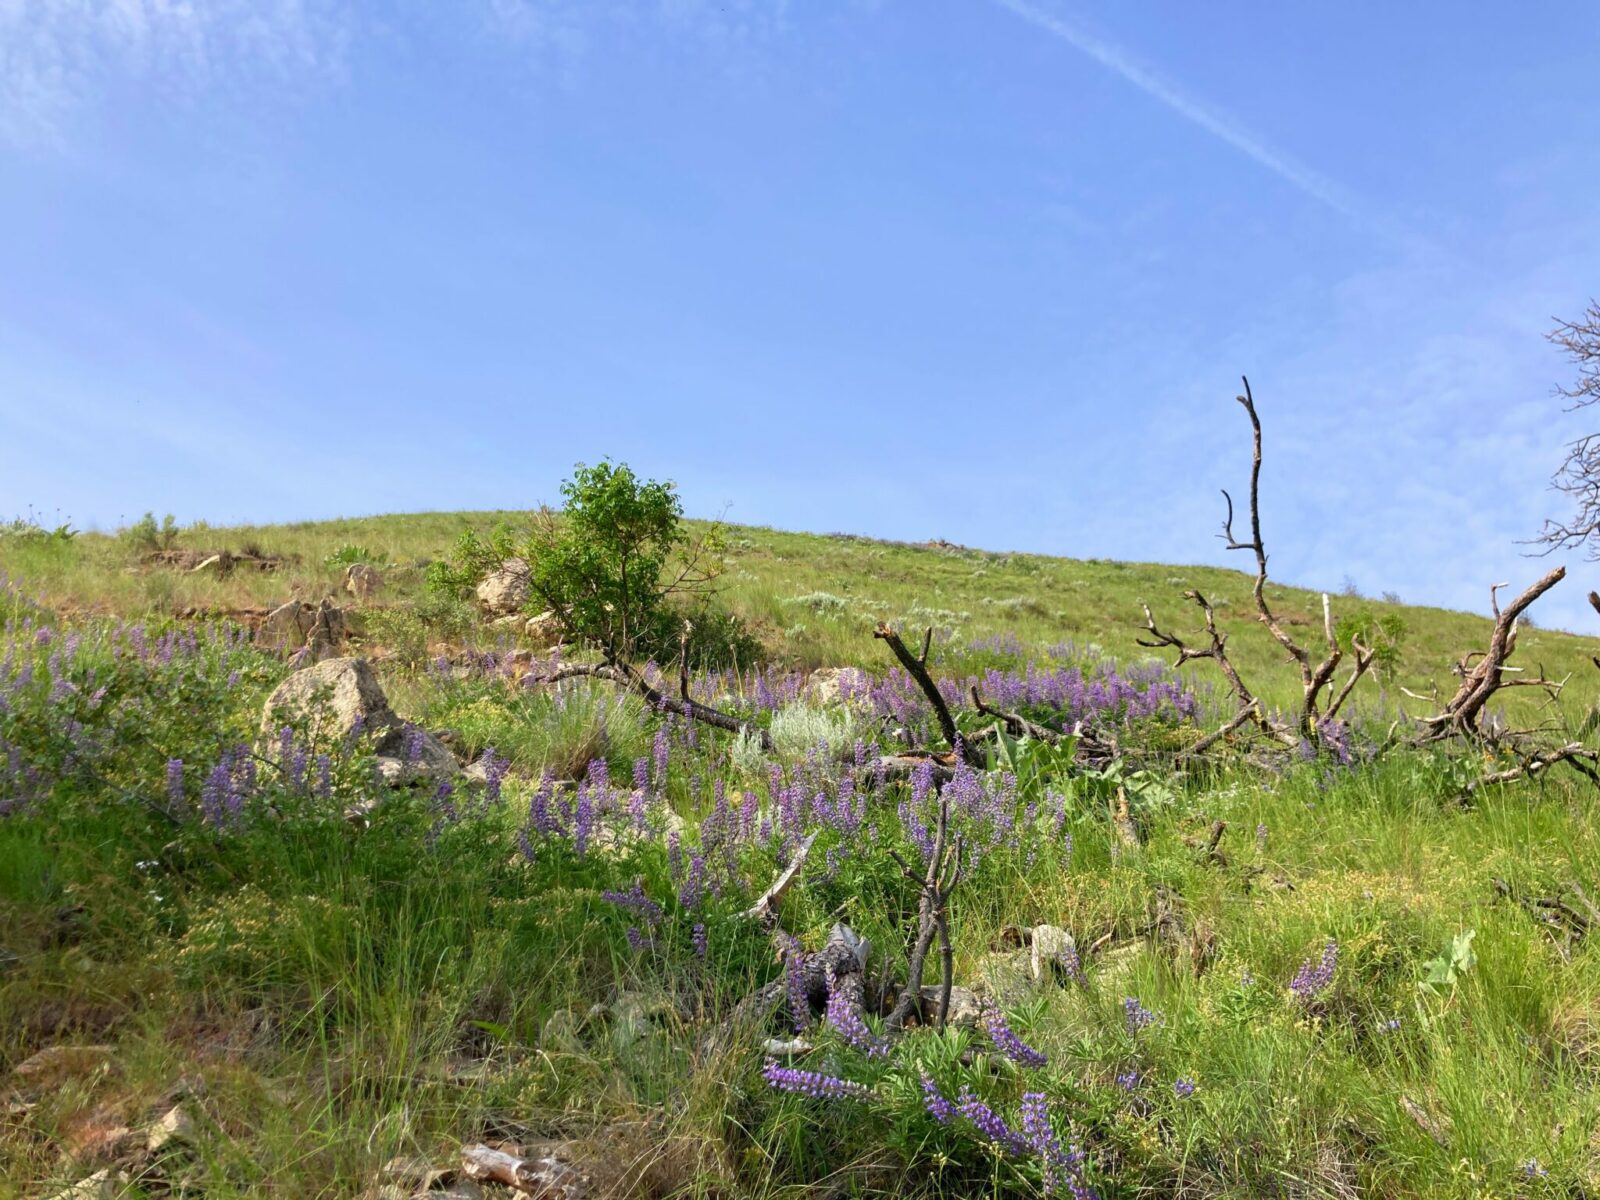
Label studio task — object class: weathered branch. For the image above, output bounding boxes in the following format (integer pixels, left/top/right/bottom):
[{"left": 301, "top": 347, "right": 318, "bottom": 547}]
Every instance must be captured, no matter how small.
[
  {"left": 874, "top": 622, "right": 980, "bottom": 766},
  {"left": 1140, "top": 590, "right": 1296, "bottom": 752},
  {"left": 1419, "top": 567, "right": 1567, "bottom": 739},
  {"left": 742, "top": 831, "right": 818, "bottom": 924},
  {"left": 462, "top": 1143, "right": 588, "bottom": 1196},
  {"left": 531, "top": 661, "right": 773, "bottom": 750},
  {"left": 885, "top": 787, "right": 962, "bottom": 1032}
]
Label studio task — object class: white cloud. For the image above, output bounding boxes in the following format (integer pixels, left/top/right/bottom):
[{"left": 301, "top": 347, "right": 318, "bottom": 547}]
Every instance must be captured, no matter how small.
[{"left": 0, "top": 0, "right": 348, "bottom": 148}]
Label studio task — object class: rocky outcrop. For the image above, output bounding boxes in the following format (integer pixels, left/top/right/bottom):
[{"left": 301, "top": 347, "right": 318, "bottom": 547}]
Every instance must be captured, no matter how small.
[
  {"left": 258, "top": 657, "right": 458, "bottom": 788},
  {"left": 261, "top": 601, "right": 314, "bottom": 649},
  {"left": 343, "top": 562, "right": 381, "bottom": 602},
  {"left": 476, "top": 558, "right": 530, "bottom": 617}
]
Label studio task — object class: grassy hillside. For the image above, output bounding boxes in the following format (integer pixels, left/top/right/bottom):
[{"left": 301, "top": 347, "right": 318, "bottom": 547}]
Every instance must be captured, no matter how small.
[
  {"left": 6, "top": 508, "right": 1599, "bottom": 717},
  {"left": 4, "top": 512, "right": 1600, "bottom": 1198}
]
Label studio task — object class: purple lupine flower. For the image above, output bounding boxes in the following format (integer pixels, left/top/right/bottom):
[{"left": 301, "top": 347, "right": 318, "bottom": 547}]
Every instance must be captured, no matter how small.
[
  {"left": 1114, "top": 1069, "right": 1140, "bottom": 1092},
  {"left": 1290, "top": 940, "right": 1338, "bottom": 1002},
  {"left": 403, "top": 727, "right": 424, "bottom": 767},
  {"left": 1173, "top": 1078, "right": 1196, "bottom": 1100},
  {"left": 1379, "top": 1017, "right": 1402, "bottom": 1033},
  {"left": 691, "top": 923, "right": 708, "bottom": 960},
  {"left": 825, "top": 979, "right": 889, "bottom": 1058},
  {"left": 315, "top": 754, "right": 333, "bottom": 800},
  {"left": 624, "top": 926, "right": 651, "bottom": 952},
  {"left": 1123, "top": 997, "right": 1160, "bottom": 1035},
  {"left": 201, "top": 763, "right": 231, "bottom": 830},
  {"left": 782, "top": 937, "right": 811, "bottom": 1032},
  {"left": 921, "top": 1073, "right": 955, "bottom": 1124},
  {"left": 1057, "top": 943, "right": 1088, "bottom": 989},
  {"left": 481, "top": 747, "right": 509, "bottom": 805},
  {"left": 981, "top": 1003, "right": 1048, "bottom": 1069},
  {"left": 165, "top": 759, "right": 184, "bottom": 809},
  {"left": 761, "top": 1059, "right": 871, "bottom": 1102},
  {"left": 955, "top": 1088, "right": 1028, "bottom": 1157},
  {"left": 600, "top": 880, "right": 663, "bottom": 926},
  {"left": 1020, "top": 1093, "right": 1093, "bottom": 1198},
  {"left": 1522, "top": 1159, "right": 1548, "bottom": 1179}
]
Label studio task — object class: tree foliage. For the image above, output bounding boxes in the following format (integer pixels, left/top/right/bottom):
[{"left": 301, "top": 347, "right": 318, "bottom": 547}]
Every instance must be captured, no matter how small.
[{"left": 527, "top": 461, "right": 728, "bottom": 665}]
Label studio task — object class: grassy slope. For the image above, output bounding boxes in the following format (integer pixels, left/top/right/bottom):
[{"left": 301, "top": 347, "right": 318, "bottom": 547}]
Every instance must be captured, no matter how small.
[
  {"left": 5, "top": 515, "right": 1600, "bottom": 1198},
  {"left": 7, "top": 508, "right": 1600, "bottom": 715}
]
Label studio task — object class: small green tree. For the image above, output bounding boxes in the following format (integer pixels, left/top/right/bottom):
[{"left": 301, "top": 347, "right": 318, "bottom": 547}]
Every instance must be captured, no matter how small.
[
  {"left": 527, "top": 461, "right": 725, "bottom": 665},
  {"left": 1335, "top": 608, "right": 1408, "bottom": 681}
]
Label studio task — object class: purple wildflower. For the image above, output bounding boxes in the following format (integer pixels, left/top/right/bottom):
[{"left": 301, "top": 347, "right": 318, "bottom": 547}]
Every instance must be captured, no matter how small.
[
  {"left": 600, "top": 880, "right": 663, "bottom": 926},
  {"left": 955, "top": 1088, "right": 1028, "bottom": 1157},
  {"left": 1173, "top": 1078, "right": 1196, "bottom": 1100},
  {"left": 165, "top": 758, "right": 184, "bottom": 809},
  {"left": 761, "top": 1059, "right": 871, "bottom": 1102},
  {"left": 981, "top": 1003, "right": 1048, "bottom": 1068},
  {"left": 825, "top": 979, "right": 889, "bottom": 1058},
  {"left": 1290, "top": 940, "right": 1338, "bottom": 1002},
  {"left": 1114, "top": 1070, "right": 1140, "bottom": 1092},
  {"left": 691, "top": 923, "right": 708, "bottom": 959},
  {"left": 921, "top": 1073, "right": 954, "bottom": 1124},
  {"left": 1123, "top": 997, "right": 1160, "bottom": 1035}
]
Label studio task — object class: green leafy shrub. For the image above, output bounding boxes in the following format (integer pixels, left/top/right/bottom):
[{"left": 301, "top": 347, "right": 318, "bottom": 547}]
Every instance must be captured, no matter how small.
[
  {"left": 1336, "top": 608, "right": 1408, "bottom": 679},
  {"left": 324, "top": 543, "right": 385, "bottom": 568},
  {"left": 121, "top": 510, "right": 180, "bottom": 552}
]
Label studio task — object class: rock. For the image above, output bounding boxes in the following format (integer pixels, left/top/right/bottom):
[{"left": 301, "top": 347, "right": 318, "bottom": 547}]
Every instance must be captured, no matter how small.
[
  {"left": 1028, "top": 925, "right": 1078, "bottom": 983},
  {"left": 979, "top": 948, "right": 1037, "bottom": 1005},
  {"left": 344, "top": 563, "right": 382, "bottom": 603},
  {"left": 144, "top": 1104, "right": 196, "bottom": 1152},
  {"left": 259, "top": 657, "right": 458, "bottom": 789},
  {"left": 260, "top": 657, "right": 395, "bottom": 744},
  {"left": 476, "top": 558, "right": 530, "bottom": 617},
  {"left": 11, "top": 1044, "right": 116, "bottom": 1086},
  {"left": 524, "top": 611, "right": 564, "bottom": 648},
  {"left": 807, "top": 667, "right": 868, "bottom": 706},
  {"left": 488, "top": 614, "right": 524, "bottom": 630},
  {"left": 917, "top": 984, "right": 982, "bottom": 1028},
  {"left": 262, "top": 600, "right": 314, "bottom": 649}
]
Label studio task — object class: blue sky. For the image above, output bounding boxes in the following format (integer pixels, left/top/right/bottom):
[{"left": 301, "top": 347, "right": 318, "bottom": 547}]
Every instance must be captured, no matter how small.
[{"left": 3, "top": 2, "right": 1599, "bottom": 627}]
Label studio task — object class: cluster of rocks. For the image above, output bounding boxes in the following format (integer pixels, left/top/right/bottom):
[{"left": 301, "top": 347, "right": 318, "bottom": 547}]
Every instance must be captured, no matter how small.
[
  {"left": 259, "top": 657, "right": 460, "bottom": 792},
  {"left": 475, "top": 559, "right": 565, "bottom": 649},
  {"left": 6, "top": 1046, "right": 202, "bottom": 1200}
]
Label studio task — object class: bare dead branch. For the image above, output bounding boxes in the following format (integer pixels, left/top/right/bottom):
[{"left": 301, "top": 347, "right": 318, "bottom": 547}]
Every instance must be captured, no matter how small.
[
  {"left": 743, "top": 831, "right": 818, "bottom": 925},
  {"left": 462, "top": 1143, "right": 588, "bottom": 1196},
  {"left": 874, "top": 622, "right": 981, "bottom": 767},
  {"left": 530, "top": 661, "right": 773, "bottom": 750},
  {"left": 1419, "top": 566, "right": 1567, "bottom": 738},
  {"left": 885, "top": 786, "right": 963, "bottom": 1033}
]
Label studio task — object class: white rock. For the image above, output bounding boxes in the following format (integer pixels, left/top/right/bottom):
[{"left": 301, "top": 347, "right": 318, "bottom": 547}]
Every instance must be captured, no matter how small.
[
  {"left": 807, "top": 667, "right": 868, "bottom": 706},
  {"left": 144, "top": 1104, "right": 196, "bottom": 1152},
  {"left": 476, "top": 558, "right": 530, "bottom": 616},
  {"left": 524, "top": 611, "right": 564, "bottom": 648}
]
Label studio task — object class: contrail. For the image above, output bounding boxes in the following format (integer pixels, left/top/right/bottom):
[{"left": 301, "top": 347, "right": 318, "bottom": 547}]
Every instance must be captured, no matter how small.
[{"left": 988, "top": 0, "right": 1361, "bottom": 220}]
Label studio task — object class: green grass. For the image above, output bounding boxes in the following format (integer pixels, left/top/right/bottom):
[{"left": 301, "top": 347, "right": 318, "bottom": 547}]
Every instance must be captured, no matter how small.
[
  {"left": 7, "top": 508, "right": 1600, "bottom": 714},
  {"left": 3, "top": 515, "right": 1600, "bottom": 1197}
]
